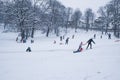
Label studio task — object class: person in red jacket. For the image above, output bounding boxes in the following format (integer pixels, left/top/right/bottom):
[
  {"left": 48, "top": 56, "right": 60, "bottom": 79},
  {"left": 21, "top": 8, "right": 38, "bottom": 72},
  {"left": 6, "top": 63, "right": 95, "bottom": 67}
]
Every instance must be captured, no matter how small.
[{"left": 73, "top": 42, "right": 83, "bottom": 53}]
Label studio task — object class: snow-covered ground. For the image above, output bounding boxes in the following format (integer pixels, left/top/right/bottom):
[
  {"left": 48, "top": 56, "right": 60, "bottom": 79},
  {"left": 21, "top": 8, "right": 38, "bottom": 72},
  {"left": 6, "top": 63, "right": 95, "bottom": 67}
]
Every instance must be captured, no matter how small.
[{"left": 0, "top": 28, "right": 120, "bottom": 80}]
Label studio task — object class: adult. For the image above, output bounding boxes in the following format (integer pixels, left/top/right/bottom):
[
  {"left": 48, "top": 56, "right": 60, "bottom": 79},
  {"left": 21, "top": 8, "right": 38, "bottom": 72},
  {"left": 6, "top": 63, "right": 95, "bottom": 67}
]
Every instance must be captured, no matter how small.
[{"left": 86, "top": 38, "right": 95, "bottom": 49}]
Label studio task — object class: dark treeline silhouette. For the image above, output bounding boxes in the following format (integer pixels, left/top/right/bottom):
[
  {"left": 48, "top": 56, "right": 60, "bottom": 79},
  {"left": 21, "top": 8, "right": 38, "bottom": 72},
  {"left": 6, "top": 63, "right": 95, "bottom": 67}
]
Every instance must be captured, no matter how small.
[{"left": 0, "top": 0, "right": 119, "bottom": 39}]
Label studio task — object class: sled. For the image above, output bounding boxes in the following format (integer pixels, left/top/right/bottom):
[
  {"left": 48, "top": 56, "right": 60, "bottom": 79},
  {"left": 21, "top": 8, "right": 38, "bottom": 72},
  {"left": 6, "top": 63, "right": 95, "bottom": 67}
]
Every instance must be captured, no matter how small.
[
  {"left": 73, "top": 48, "right": 83, "bottom": 53},
  {"left": 115, "top": 40, "right": 120, "bottom": 42}
]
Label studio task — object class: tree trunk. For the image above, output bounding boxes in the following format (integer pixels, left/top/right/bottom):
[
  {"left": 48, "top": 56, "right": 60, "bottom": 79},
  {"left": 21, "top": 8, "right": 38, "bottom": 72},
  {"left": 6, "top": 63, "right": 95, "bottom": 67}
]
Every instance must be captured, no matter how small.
[
  {"left": 114, "top": 24, "right": 117, "bottom": 37},
  {"left": 46, "top": 27, "right": 50, "bottom": 37},
  {"left": 31, "top": 28, "right": 35, "bottom": 38},
  {"left": 21, "top": 29, "right": 25, "bottom": 42}
]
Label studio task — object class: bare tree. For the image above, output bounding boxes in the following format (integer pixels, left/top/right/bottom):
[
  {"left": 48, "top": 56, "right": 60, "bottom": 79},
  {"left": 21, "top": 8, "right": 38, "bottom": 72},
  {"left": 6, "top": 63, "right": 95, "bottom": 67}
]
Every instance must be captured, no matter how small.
[
  {"left": 64, "top": 7, "right": 73, "bottom": 33},
  {"left": 84, "top": 8, "right": 95, "bottom": 32},
  {"left": 0, "top": 0, "right": 4, "bottom": 23},
  {"left": 108, "top": 0, "right": 120, "bottom": 38},
  {"left": 98, "top": 6, "right": 111, "bottom": 34},
  {"left": 71, "top": 9, "right": 82, "bottom": 32}
]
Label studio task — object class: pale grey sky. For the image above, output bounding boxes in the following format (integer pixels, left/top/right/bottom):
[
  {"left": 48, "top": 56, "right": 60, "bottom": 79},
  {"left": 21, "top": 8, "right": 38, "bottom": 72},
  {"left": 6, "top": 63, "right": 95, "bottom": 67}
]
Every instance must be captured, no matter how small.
[{"left": 58, "top": 0, "right": 111, "bottom": 13}]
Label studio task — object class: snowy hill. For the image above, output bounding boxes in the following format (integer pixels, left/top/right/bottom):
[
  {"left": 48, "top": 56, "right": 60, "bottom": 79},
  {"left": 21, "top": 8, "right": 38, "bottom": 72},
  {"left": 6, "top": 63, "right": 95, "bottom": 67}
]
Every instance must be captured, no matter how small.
[{"left": 0, "top": 29, "right": 120, "bottom": 80}]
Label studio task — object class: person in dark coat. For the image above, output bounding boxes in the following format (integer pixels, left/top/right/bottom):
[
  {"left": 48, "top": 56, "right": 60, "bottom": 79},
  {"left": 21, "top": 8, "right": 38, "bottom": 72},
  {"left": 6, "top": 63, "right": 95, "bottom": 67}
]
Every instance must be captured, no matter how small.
[
  {"left": 26, "top": 47, "right": 31, "bottom": 52},
  {"left": 31, "top": 40, "right": 34, "bottom": 43},
  {"left": 60, "top": 36, "right": 62, "bottom": 41},
  {"left": 23, "top": 38, "right": 26, "bottom": 43},
  {"left": 53, "top": 40, "right": 56, "bottom": 44},
  {"left": 65, "top": 37, "right": 69, "bottom": 45},
  {"left": 72, "top": 35, "right": 74, "bottom": 39},
  {"left": 86, "top": 38, "right": 95, "bottom": 49},
  {"left": 94, "top": 34, "right": 96, "bottom": 39},
  {"left": 108, "top": 33, "right": 111, "bottom": 39},
  {"left": 100, "top": 35, "right": 102, "bottom": 39},
  {"left": 16, "top": 37, "right": 18, "bottom": 42}
]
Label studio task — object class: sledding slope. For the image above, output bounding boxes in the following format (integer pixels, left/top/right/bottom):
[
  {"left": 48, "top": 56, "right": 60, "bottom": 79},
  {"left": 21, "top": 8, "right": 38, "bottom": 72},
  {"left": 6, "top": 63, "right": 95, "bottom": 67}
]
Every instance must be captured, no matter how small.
[{"left": 0, "top": 30, "right": 120, "bottom": 80}]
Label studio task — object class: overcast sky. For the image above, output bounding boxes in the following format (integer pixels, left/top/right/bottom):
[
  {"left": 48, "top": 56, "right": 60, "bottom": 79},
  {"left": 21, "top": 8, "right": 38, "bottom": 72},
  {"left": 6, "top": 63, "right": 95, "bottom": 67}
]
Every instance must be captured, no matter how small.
[{"left": 58, "top": 0, "right": 111, "bottom": 13}]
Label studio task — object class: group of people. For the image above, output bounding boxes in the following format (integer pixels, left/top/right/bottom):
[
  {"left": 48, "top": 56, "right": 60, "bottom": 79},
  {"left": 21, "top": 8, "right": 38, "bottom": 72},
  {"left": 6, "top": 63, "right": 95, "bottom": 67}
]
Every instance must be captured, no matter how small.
[
  {"left": 25, "top": 33, "right": 113, "bottom": 53},
  {"left": 73, "top": 33, "right": 112, "bottom": 53},
  {"left": 54, "top": 35, "right": 75, "bottom": 45},
  {"left": 73, "top": 38, "right": 95, "bottom": 53},
  {"left": 94, "top": 33, "right": 111, "bottom": 39},
  {"left": 26, "top": 37, "right": 95, "bottom": 53},
  {"left": 54, "top": 34, "right": 96, "bottom": 53}
]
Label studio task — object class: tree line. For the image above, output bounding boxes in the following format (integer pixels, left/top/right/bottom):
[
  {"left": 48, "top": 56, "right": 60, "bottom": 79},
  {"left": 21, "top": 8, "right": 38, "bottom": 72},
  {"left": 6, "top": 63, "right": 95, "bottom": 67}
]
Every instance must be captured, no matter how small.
[
  {"left": 0, "top": 0, "right": 119, "bottom": 40},
  {"left": 96, "top": 0, "right": 120, "bottom": 38}
]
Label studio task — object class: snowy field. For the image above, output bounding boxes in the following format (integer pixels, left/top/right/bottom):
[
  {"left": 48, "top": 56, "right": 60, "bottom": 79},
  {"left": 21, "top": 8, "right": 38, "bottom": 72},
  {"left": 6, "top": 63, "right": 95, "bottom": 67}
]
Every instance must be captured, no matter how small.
[{"left": 0, "top": 28, "right": 120, "bottom": 80}]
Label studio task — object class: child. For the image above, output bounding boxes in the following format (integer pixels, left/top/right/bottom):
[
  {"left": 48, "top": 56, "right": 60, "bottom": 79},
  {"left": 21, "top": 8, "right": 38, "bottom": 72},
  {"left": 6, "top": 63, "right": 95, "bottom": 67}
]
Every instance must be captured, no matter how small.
[{"left": 73, "top": 42, "right": 83, "bottom": 53}]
